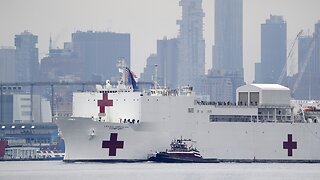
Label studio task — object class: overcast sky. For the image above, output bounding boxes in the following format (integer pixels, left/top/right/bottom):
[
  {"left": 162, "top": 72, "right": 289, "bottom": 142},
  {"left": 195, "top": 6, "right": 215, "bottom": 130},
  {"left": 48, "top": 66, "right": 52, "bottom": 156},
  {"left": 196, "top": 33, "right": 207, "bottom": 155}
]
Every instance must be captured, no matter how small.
[{"left": 1, "top": 0, "right": 320, "bottom": 83}]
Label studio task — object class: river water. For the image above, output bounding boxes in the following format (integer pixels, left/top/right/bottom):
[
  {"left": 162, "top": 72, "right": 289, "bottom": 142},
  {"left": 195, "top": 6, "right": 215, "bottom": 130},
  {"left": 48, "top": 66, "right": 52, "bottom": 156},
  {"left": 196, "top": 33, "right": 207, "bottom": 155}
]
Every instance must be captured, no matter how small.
[{"left": 1, "top": 161, "right": 320, "bottom": 180}]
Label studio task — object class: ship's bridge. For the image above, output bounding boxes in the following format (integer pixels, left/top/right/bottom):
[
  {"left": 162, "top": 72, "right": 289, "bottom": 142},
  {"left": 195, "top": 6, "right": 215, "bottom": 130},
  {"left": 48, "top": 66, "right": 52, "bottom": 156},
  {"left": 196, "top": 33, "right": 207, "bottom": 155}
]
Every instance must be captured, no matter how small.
[{"left": 236, "top": 84, "right": 291, "bottom": 107}]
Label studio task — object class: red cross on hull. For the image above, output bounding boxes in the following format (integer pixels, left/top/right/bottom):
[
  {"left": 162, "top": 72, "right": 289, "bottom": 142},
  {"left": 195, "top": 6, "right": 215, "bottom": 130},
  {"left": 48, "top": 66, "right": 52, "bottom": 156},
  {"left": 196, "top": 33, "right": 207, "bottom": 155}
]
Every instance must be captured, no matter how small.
[
  {"left": 102, "top": 133, "right": 124, "bottom": 156},
  {"left": 283, "top": 134, "right": 297, "bottom": 156}
]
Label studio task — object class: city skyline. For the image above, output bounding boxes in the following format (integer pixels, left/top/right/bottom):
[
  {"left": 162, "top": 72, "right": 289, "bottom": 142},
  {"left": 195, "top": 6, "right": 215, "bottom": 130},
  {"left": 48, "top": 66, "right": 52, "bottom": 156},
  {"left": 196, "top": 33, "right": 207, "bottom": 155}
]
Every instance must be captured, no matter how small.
[{"left": 1, "top": 0, "right": 320, "bottom": 83}]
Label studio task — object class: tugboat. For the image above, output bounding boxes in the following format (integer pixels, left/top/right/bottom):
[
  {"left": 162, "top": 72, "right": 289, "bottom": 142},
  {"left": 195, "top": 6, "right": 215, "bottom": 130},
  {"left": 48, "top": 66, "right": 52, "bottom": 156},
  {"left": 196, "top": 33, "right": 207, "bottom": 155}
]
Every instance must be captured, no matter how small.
[{"left": 151, "top": 138, "right": 218, "bottom": 163}]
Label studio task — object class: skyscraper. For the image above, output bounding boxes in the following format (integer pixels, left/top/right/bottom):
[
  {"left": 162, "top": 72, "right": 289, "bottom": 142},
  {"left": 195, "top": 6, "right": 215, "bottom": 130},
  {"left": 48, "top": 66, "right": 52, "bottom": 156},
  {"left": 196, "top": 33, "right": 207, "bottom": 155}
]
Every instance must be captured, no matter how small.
[
  {"left": 210, "top": 0, "right": 244, "bottom": 102},
  {"left": 140, "top": 37, "right": 178, "bottom": 88},
  {"left": 40, "top": 42, "right": 82, "bottom": 82},
  {"left": 199, "top": 70, "right": 233, "bottom": 102},
  {"left": 177, "top": 0, "right": 205, "bottom": 87},
  {"left": 157, "top": 37, "right": 179, "bottom": 88},
  {"left": 257, "top": 15, "right": 287, "bottom": 84},
  {"left": 72, "top": 31, "right": 130, "bottom": 81},
  {"left": 314, "top": 21, "right": 320, "bottom": 74},
  {"left": 140, "top": 54, "right": 158, "bottom": 84},
  {"left": 15, "top": 31, "right": 39, "bottom": 82},
  {"left": 213, "top": 0, "right": 243, "bottom": 75},
  {"left": 0, "top": 47, "right": 15, "bottom": 82}
]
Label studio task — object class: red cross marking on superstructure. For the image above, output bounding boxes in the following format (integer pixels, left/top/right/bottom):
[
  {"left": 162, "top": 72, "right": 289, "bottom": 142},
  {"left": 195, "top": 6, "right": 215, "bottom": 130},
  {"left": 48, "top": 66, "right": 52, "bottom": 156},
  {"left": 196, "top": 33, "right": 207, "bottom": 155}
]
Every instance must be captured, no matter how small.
[{"left": 97, "top": 93, "right": 113, "bottom": 113}]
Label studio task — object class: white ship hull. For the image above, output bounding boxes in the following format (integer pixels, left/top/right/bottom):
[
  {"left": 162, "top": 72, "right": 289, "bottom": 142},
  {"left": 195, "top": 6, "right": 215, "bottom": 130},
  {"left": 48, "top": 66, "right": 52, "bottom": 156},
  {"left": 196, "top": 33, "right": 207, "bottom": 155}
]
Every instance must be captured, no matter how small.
[{"left": 56, "top": 115, "right": 320, "bottom": 162}]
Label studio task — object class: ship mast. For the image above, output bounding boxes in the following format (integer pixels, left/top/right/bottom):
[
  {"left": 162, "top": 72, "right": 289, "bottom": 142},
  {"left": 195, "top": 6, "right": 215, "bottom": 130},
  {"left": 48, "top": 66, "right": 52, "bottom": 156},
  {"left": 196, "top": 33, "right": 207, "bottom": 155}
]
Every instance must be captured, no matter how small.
[
  {"left": 153, "top": 64, "right": 159, "bottom": 90},
  {"left": 116, "top": 58, "right": 127, "bottom": 85}
]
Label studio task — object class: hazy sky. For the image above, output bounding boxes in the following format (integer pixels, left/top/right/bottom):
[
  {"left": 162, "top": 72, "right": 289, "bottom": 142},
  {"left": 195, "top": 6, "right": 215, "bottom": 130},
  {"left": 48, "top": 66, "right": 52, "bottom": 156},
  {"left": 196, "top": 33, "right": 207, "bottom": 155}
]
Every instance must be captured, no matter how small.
[{"left": 1, "top": 0, "right": 320, "bottom": 83}]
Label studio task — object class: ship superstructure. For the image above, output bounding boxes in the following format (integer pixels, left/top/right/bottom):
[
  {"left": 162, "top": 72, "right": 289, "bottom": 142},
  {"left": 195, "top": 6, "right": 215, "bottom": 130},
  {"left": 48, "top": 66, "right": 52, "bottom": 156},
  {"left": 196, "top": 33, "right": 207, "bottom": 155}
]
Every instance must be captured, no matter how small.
[{"left": 56, "top": 61, "right": 320, "bottom": 162}]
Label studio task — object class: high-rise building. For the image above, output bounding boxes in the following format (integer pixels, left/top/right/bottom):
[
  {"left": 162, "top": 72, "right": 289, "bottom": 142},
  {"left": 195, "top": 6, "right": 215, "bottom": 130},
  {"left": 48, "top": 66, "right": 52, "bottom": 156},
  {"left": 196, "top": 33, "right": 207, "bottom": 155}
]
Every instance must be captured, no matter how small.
[
  {"left": 256, "top": 15, "right": 287, "bottom": 84},
  {"left": 314, "top": 21, "right": 320, "bottom": 74},
  {"left": 213, "top": 0, "right": 243, "bottom": 75},
  {"left": 140, "top": 54, "right": 158, "bottom": 84},
  {"left": 254, "top": 62, "right": 262, "bottom": 83},
  {"left": 157, "top": 37, "right": 179, "bottom": 88},
  {"left": 177, "top": 0, "right": 205, "bottom": 87},
  {"left": 140, "top": 38, "right": 179, "bottom": 88},
  {"left": 15, "top": 31, "right": 39, "bottom": 82},
  {"left": 72, "top": 31, "right": 130, "bottom": 81},
  {"left": 210, "top": 0, "right": 244, "bottom": 102},
  {"left": 0, "top": 47, "right": 15, "bottom": 83},
  {"left": 199, "top": 70, "right": 233, "bottom": 102},
  {"left": 40, "top": 42, "right": 81, "bottom": 82}
]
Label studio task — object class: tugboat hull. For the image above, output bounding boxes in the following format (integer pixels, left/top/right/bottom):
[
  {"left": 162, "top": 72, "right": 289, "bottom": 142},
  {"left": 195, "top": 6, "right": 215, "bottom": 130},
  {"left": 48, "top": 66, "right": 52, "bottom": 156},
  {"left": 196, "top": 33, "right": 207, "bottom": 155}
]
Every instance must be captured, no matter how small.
[{"left": 153, "top": 152, "right": 219, "bottom": 163}]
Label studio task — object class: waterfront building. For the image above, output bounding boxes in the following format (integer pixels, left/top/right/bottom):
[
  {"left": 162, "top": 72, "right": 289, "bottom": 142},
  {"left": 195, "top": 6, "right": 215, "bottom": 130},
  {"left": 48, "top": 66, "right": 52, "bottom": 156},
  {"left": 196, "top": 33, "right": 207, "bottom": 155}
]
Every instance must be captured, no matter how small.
[
  {"left": 0, "top": 92, "right": 51, "bottom": 123},
  {"left": 0, "top": 123, "right": 64, "bottom": 160}
]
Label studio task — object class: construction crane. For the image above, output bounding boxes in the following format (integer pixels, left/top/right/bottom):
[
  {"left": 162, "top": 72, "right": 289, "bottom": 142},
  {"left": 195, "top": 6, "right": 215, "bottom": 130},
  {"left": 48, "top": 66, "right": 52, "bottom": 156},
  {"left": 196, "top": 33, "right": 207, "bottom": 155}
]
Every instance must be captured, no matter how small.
[
  {"left": 292, "top": 33, "right": 317, "bottom": 95},
  {"left": 277, "top": 30, "right": 303, "bottom": 84}
]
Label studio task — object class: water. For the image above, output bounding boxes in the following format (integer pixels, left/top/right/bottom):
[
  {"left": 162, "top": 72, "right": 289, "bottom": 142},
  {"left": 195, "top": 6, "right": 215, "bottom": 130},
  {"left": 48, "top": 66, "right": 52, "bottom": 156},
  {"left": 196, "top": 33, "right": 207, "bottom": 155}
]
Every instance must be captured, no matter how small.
[{"left": 0, "top": 161, "right": 320, "bottom": 180}]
